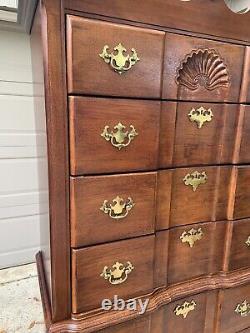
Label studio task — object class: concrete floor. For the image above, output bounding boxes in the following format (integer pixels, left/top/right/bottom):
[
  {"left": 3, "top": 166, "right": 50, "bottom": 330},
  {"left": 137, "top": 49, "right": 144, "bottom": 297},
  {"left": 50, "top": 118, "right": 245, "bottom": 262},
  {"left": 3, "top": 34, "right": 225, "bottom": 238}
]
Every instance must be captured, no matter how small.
[{"left": 0, "top": 263, "right": 45, "bottom": 333}]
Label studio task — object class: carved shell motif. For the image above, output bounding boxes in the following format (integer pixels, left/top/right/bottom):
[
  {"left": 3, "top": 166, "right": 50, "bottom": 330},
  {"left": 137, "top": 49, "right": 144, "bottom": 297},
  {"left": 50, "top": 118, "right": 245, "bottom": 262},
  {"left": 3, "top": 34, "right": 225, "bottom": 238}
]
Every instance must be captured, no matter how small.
[{"left": 176, "top": 49, "right": 230, "bottom": 91}]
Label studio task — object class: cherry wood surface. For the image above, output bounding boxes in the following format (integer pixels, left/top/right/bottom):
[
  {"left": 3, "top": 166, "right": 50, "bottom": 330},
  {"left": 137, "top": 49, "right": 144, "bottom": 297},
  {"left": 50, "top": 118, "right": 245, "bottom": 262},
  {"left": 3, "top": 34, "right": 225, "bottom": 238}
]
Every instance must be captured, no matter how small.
[
  {"left": 66, "top": 16, "right": 164, "bottom": 98},
  {"left": 69, "top": 97, "right": 160, "bottom": 175},
  {"left": 99, "top": 316, "right": 150, "bottom": 333},
  {"left": 219, "top": 284, "right": 250, "bottom": 333},
  {"left": 72, "top": 236, "right": 155, "bottom": 313},
  {"left": 237, "top": 106, "right": 250, "bottom": 164},
  {"left": 234, "top": 166, "right": 250, "bottom": 220},
  {"left": 157, "top": 166, "right": 232, "bottom": 229},
  {"left": 229, "top": 219, "right": 250, "bottom": 272},
  {"left": 70, "top": 172, "right": 156, "bottom": 247}
]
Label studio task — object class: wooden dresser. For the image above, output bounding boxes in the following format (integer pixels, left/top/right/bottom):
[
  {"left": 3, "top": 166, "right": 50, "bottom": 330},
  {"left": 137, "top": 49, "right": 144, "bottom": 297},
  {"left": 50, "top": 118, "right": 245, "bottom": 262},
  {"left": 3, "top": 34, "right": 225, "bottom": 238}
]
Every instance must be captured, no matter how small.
[{"left": 32, "top": 1, "right": 250, "bottom": 332}]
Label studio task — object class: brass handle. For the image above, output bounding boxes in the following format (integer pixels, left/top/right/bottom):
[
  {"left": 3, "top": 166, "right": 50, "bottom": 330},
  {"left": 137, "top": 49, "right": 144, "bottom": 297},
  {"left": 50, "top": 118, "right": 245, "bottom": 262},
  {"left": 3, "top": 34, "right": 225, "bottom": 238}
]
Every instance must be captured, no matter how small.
[
  {"left": 183, "top": 171, "right": 208, "bottom": 192},
  {"left": 174, "top": 300, "right": 196, "bottom": 319},
  {"left": 99, "top": 43, "right": 140, "bottom": 74},
  {"left": 100, "top": 196, "right": 135, "bottom": 219},
  {"left": 235, "top": 300, "right": 250, "bottom": 317},
  {"left": 188, "top": 106, "right": 213, "bottom": 128},
  {"left": 180, "top": 228, "right": 203, "bottom": 248},
  {"left": 245, "top": 236, "right": 250, "bottom": 247},
  {"left": 100, "top": 261, "right": 134, "bottom": 285},
  {"left": 101, "top": 122, "right": 138, "bottom": 150}
]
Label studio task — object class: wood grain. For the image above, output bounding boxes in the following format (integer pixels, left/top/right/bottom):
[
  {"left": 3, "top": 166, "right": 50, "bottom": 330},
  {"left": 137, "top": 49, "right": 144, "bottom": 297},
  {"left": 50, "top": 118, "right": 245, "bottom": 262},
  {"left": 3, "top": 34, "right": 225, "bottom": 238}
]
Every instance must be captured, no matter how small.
[
  {"left": 69, "top": 97, "right": 160, "bottom": 175},
  {"left": 70, "top": 172, "right": 156, "bottom": 247},
  {"left": 237, "top": 106, "right": 250, "bottom": 164},
  {"left": 234, "top": 166, "right": 250, "bottom": 220},
  {"left": 66, "top": 16, "right": 164, "bottom": 98}
]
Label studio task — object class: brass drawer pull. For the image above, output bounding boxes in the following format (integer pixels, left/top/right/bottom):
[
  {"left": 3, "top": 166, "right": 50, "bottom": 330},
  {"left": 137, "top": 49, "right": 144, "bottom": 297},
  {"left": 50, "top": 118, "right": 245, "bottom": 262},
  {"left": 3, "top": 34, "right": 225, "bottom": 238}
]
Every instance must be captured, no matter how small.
[
  {"left": 183, "top": 171, "right": 208, "bottom": 191},
  {"left": 101, "top": 122, "right": 138, "bottom": 150},
  {"left": 188, "top": 106, "right": 213, "bottom": 128},
  {"left": 100, "top": 196, "right": 135, "bottom": 219},
  {"left": 100, "top": 261, "right": 134, "bottom": 285},
  {"left": 180, "top": 228, "right": 203, "bottom": 248},
  {"left": 99, "top": 43, "right": 140, "bottom": 74},
  {"left": 245, "top": 236, "right": 250, "bottom": 247},
  {"left": 174, "top": 300, "right": 196, "bottom": 319},
  {"left": 235, "top": 300, "right": 250, "bottom": 317}
]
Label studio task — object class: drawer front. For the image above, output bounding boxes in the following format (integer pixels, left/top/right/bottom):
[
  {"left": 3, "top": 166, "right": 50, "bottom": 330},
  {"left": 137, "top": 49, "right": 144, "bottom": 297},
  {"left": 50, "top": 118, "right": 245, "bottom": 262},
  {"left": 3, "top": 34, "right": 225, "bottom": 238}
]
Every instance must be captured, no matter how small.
[
  {"left": 220, "top": 285, "right": 250, "bottom": 333},
  {"left": 234, "top": 167, "right": 250, "bottom": 220},
  {"left": 166, "top": 221, "right": 226, "bottom": 284},
  {"left": 160, "top": 102, "right": 239, "bottom": 167},
  {"left": 163, "top": 33, "right": 245, "bottom": 103},
  {"left": 99, "top": 316, "right": 150, "bottom": 333},
  {"left": 238, "top": 106, "right": 250, "bottom": 164},
  {"left": 66, "top": 16, "right": 164, "bottom": 98},
  {"left": 70, "top": 172, "right": 156, "bottom": 247},
  {"left": 229, "top": 219, "right": 250, "bottom": 271},
  {"left": 72, "top": 236, "right": 155, "bottom": 313},
  {"left": 69, "top": 97, "right": 160, "bottom": 175},
  {"left": 157, "top": 166, "right": 231, "bottom": 229}
]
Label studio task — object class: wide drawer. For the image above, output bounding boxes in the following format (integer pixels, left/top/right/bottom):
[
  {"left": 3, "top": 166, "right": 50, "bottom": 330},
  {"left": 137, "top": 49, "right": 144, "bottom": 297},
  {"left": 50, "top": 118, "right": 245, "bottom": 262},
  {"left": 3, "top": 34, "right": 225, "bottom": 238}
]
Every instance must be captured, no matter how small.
[
  {"left": 160, "top": 102, "right": 239, "bottom": 167},
  {"left": 163, "top": 32, "right": 245, "bottom": 103},
  {"left": 99, "top": 316, "right": 150, "bottom": 333},
  {"left": 159, "top": 221, "right": 226, "bottom": 285},
  {"left": 66, "top": 16, "right": 164, "bottom": 98},
  {"left": 219, "top": 284, "right": 250, "bottom": 333},
  {"left": 229, "top": 219, "right": 250, "bottom": 271},
  {"left": 72, "top": 236, "right": 155, "bottom": 313},
  {"left": 69, "top": 97, "right": 160, "bottom": 175},
  {"left": 70, "top": 172, "right": 156, "bottom": 247},
  {"left": 157, "top": 166, "right": 231, "bottom": 229}
]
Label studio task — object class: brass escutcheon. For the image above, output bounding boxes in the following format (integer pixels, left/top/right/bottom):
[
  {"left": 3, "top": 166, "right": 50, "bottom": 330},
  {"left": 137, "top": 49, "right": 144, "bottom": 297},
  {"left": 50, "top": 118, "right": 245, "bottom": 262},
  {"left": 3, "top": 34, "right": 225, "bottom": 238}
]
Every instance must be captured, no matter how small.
[
  {"left": 245, "top": 236, "right": 250, "bottom": 247},
  {"left": 100, "top": 196, "right": 135, "bottom": 219},
  {"left": 101, "top": 122, "right": 138, "bottom": 150},
  {"left": 235, "top": 300, "right": 250, "bottom": 317},
  {"left": 188, "top": 106, "right": 214, "bottom": 128},
  {"left": 100, "top": 261, "right": 134, "bottom": 285},
  {"left": 99, "top": 43, "right": 140, "bottom": 74},
  {"left": 183, "top": 171, "right": 208, "bottom": 191},
  {"left": 180, "top": 228, "right": 204, "bottom": 248},
  {"left": 174, "top": 300, "right": 196, "bottom": 319}
]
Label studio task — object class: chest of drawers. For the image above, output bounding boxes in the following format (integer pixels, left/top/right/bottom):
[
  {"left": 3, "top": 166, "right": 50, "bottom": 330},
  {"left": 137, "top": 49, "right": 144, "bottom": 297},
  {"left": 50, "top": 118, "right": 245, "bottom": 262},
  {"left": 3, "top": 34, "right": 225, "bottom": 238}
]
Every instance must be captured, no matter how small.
[{"left": 32, "top": 1, "right": 250, "bottom": 332}]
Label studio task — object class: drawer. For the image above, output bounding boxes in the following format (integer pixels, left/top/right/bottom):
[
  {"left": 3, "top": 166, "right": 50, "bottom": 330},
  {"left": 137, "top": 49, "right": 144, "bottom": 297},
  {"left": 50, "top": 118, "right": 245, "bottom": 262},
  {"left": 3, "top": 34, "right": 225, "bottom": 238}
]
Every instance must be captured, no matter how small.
[
  {"left": 160, "top": 102, "right": 239, "bottom": 167},
  {"left": 99, "top": 316, "right": 150, "bottom": 333},
  {"left": 157, "top": 166, "right": 231, "bottom": 229},
  {"left": 233, "top": 166, "right": 250, "bottom": 220},
  {"left": 70, "top": 172, "right": 156, "bottom": 247},
  {"left": 151, "top": 292, "right": 217, "bottom": 333},
  {"left": 161, "top": 221, "right": 226, "bottom": 285},
  {"left": 72, "top": 235, "right": 155, "bottom": 313},
  {"left": 163, "top": 33, "right": 245, "bottom": 103},
  {"left": 219, "top": 284, "right": 250, "bottom": 333},
  {"left": 237, "top": 106, "right": 250, "bottom": 164},
  {"left": 229, "top": 219, "right": 250, "bottom": 271},
  {"left": 69, "top": 97, "right": 160, "bottom": 175},
  {"left": 66, "top": 16, "right": 164, "bottom": 98}
]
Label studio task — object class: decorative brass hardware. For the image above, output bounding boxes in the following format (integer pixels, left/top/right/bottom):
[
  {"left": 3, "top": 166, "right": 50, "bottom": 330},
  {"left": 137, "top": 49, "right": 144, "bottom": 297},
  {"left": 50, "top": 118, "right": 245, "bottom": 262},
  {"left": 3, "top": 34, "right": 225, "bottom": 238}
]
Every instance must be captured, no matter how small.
[
  {"left": 188, "top": 106, "right": 213, "bottom": 129},
  {"left": 99, "top": 43, "right": 140, "bottom": 74},
  {"left": 100, "top": 196, "right": 135, "bottom": 219},
  {"left": 100, "top": 261, "right": 134, "bottom": 285},
  {"left": 245, "top": 236, "right": 250, "bottom": 247},
  {"left": 235, "top": 300, "right": 250, "bottom": 317},
  {"left": 183, "top": 171, "right": 208, "bottom": 191},
  {"left": 101, "top": 122, "right": 138, "bottom": 150},
  {"left": 180, "top": 228, "right": 204, "bottom": 248},
  {"left": 174, "top": 300, "right": 196, "bottom": 319}
]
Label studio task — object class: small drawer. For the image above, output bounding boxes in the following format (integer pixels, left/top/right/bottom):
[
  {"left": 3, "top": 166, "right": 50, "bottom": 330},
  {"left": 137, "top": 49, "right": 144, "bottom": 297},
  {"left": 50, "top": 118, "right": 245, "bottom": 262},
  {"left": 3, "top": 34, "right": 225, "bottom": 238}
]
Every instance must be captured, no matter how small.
[
  {"left": 70, "top": 172, "right": 156, "bottom": 247},
  {"left": 151, "top": 292, "right": 217, "bottom": 333},
  {"left": 163, "top": 33, "right": 245, "bottom": 103},
  {"left": 69, "top": 97, "right": 160, "bottom": 175},
  {"left": 219, "top": 284, "right": 250, "bottom": 333},
  {"left": 157, "top": 166, "right": 231, "bottom": 229},
  {"left": 233, "top": 166, "right": 250, "bottom": 220},
  {"left": 72, "top": 235, "right": 155, "bottom": 313},
  {"left": 160, "top": 102, "right": 239, "bottom": 167},
  {"left": 66, "top": 16, "right": 164, "bottom": 98},
  {"left": 229, "top": 219, "right": 250, "bottom": 271},
  {"left": 164, "top": 221, "right": 226, "bottom": 285}
]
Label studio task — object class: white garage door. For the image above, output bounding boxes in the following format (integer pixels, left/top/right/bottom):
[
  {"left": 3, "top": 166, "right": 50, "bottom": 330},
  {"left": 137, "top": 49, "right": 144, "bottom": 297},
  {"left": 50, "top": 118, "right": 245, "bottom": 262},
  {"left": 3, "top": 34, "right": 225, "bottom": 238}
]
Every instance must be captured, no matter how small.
[{"left": 0, "top": 29, "right": 47, "bottom": 268}]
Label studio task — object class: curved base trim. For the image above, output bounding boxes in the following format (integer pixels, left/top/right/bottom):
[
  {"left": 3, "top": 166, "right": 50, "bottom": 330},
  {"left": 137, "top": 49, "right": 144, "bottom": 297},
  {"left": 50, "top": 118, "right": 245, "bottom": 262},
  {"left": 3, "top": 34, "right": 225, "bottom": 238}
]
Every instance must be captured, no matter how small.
[{"left": 36, "top": 251, "right": 250, "bottom": 333}]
